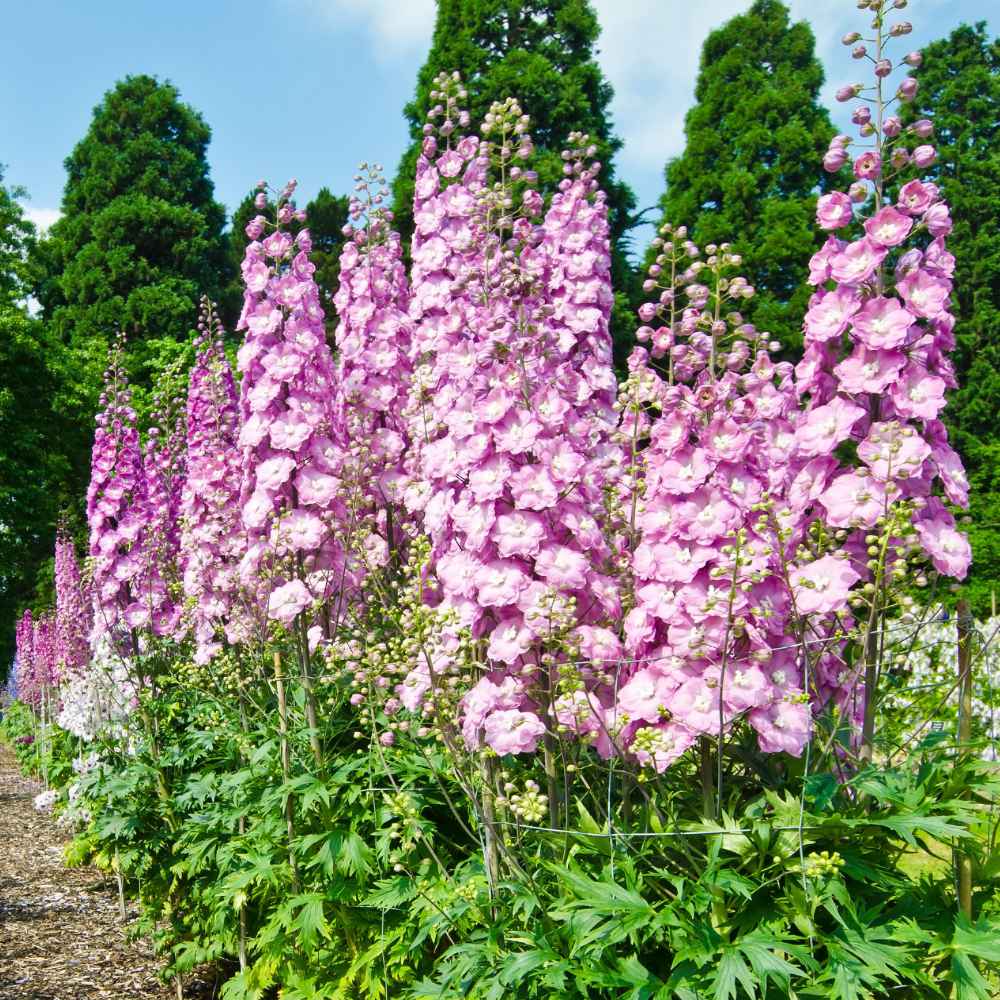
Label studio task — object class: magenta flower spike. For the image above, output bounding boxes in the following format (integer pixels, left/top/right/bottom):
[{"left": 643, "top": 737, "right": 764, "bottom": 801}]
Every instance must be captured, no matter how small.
[
  {"left": 180, "top": 298, "right": 247, "bottom": 662},
  {"left": 236, "top": 180, "right": 350, "bottom": 633},
  {"left": 86, "top": 334, "right": 145, "bottom": 644},
  {"left": 54, "top": 531, "right": 91, "bottom": 678}
]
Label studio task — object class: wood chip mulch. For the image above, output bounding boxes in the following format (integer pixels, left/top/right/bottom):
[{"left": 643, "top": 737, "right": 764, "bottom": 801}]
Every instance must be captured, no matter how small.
[{"left": 0, "top": 743, "right": 219, "bottom": 999}]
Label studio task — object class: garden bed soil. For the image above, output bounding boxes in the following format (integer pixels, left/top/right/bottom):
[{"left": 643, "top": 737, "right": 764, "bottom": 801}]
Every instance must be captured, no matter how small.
[{"left": 0, "top": 743, "right": 216, "bottom": 999}]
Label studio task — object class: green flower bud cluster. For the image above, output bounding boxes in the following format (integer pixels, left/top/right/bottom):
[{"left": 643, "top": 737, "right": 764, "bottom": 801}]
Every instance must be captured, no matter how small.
[{"left": 498, "top": 778, "right": 548, "bottom": 824}]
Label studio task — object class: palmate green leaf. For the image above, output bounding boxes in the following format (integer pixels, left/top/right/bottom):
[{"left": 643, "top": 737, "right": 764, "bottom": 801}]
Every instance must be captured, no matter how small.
[
  {"left": 951, "top": 953, "right": 993, "bottom": 1000},
  {"left": 362, "top": 875, "right": 418, "bottom": 911},
  {"left": 712, "top": 950, "right": 756, "bottom": 1000},
  {"left": 736, "top": 930, "right": 807, "bottom": 987},
  {"left": 289, "top": 893, "right": 330, "bottom": 949},
  {"left": 951, "top": 916, "right": 1000, "bottom": 964},
  {"left": 860, "top": 813, "right": 970, "bottom": 847},
  {"left": 300, "top": 829, "right": 372, "bottom": 878}
]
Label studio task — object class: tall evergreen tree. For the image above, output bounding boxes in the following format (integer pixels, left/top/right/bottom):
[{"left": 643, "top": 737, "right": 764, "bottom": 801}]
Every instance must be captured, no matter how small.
[
  {"left": 0, "top": 172, "right": 70, "bottom": 670},
  {"left": 653, "top": 0, "right": 834, "bottom": 352},
  {"left": 392, "top": 0, "right": 638, "bottom": 359},
  {"left": 903, "top": 23, "right": 1000, "bottom": 615},
  {"left": 35, "top": 75, "right": 229, "bottom": 496}
]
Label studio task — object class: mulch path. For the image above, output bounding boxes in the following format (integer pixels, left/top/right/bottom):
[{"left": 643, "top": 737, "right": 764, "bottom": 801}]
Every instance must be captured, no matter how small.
[{"left": 0, "top": 743, "right": 218, "bottom": 999}]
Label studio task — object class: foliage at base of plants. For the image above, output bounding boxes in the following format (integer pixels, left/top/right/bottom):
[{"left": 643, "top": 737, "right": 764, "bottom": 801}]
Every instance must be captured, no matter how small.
[{"left": 5, "top": 671, "right": 999, "bottom": 1000}]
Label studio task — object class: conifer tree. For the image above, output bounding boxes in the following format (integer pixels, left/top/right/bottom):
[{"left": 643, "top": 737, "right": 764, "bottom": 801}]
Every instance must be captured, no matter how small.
[
  {"left": 392, "top": 0, "right": 637, "bottom": 359},
  {"left": 0, "top": 174, "right": 69, "bottom": 668},
  {"left": 653, "top": 0, "right": 834, "bottom": 352},
  {"left": 903, "top": 23, "right": 1000, "bottom": 614},
  {"left": 35, "top": 75, "right": 229, "bottom": 494}
]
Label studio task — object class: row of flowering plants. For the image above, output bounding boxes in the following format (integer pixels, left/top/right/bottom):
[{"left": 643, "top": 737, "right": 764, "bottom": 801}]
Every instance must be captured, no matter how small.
[{"left": 4, "top": 3, "right": 1000, "bottom": 997}]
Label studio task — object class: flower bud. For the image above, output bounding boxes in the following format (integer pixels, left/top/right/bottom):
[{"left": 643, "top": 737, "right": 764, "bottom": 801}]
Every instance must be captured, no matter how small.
[
  {"left": 904, "top": 51, "right": 922, "bottom": 67},
  {"left": 911, "top": 118, "right": 934, "bottom": 138},
  {"left": 889, "top": 21, "right": 912, "bottom": 37},
  {"left": 842, "top": 31, "right": 861, "bottom": 44},
  {"left": 852, "top": 106, "right": 871, "bottom": 126},
  {"left": 836, "top": 83, "right": 863, "bottom": 102},
  {"left": 890, "top": 147, "right": 910, "bottom": 169},
  {"left": 823, "top": 147, "right": 849, "bottom": 172},
  {"left": 874, "top": 58, "right": 892, "bottom": 78},
  {"left": 852, "top": 44, "right": 867, "bottom": 59},
  {"left": 912, "top": 144, "right": 937, "bottom": 168},
  {"left": 882, "top": 115, "right": 901, "bottom": 137},
  {"left": 898, "top": 77, "right": 918, "bottom": 102}
]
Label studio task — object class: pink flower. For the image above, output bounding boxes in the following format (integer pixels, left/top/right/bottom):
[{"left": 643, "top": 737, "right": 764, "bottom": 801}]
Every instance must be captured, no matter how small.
[
  {"left": 487, "top": 617, "right": 534, "bottom": 664},
  {"left": 796, "top": 398, "right": 865, "bottom": 457},
  {"left": 476, "top": 560, "right": 530, "bottom": 606},
  {"left": 629, "top": 723, "right": 697, "bottom": 772},
  {"left": 676, "top": 490, "right": 739, "bottom": 543},
  {"left": 508, "top": 464, "right": 559, "bottom": 510},
  {"left": 818, "top": 472, "right": 886, "bottom": 528},
  {"left": 896, "top": 269, "right": 950, "bottom": 320},
  {"left": 864, "top": 206, "right": 913, "bottom": 247},
  {"left": 914, "top": 517, "right": 971, "bottom": 579},
  {"left": 804, "top": 287, "right": 862, "bottom": 343},
  {"left": 890, "top": 370, "right": 947, "bottom": 420},
  {"left": 278, "top": 511, "right": 326, "bottom": 552},
  {"left": 535, "top": 545, "right": 589, "bottom": 589},
  {"left": 295, "top": 468, "right": 341, "bottom": 506},
  {"left": 617, "top": 668, "right": 683, "bottom": 724},
  {"left": 670, "top": 675, "right": 722, "bottom": 733},
  {"left": 808, "top": 236, "right": 845, "bottom": 285},
  {"left": 833, "top": 347, "right": 905, "bottom": 394},
  {"left": 268, "top": 579, "right": 312, "bottom": 625},
  {"left": 269, "top": 413, "right": 313, "bottom": 452},
  {"left": 482, "top": 709, "right": 547, "bottom": 756},
  {"left": 493, "top": 511, "right": 546, "bottom": 558},
  {"left": 924, "top": 203, "right": 952, "bottom": 237},
  {"left": 816, "top": 191, "right": 854, "bottom": 230},
  {"left": 469, "top": 455, "right": 513, "bottom": 502},
  {"left": 651, "top": 447, "right": 714, "bottom": 494},
  {"left": 853, "top": 151, "right": 881, "bottom": 179},
  {"left": 851, "top": 296, "right": 915, "bottom": 350},
  {"left": 575, "top": 626, "right": 623, "bottom": 666},
  {"left": 262, "top": 231, "right": 293, "bottom": 259},
  {"left": 436, "top": 551, "right": 481, "bottom": 599},
  {"left": 460, "top": 675, "right": 524, "bottom": 747},
  {"left": 790, "top": 555, "right": 860, "bottom": 615},
  {"left": 897, "top": 179, "right": 934, "bottom": 215},
  {"left": 257, "top": 455, "right": 297, "bottom": 492},
  {"left": 750, "top": 700, "right": 810, "bottom": 756},
  {"left": 830, "top": 237, "right": 888, "bottom": 286}
]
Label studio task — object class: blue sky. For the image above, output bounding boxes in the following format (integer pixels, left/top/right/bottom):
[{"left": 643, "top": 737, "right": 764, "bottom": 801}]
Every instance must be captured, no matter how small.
[{"left": 3, "top": 0, "right": 996, "bottom": 240}]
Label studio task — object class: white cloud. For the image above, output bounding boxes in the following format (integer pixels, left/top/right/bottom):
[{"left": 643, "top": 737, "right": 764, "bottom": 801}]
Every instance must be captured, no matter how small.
[
  {"left": 292, "top": 0, "right": 435, "bottom": 58},
  {"left": 593, "top": 0, "right": 748, "bottom": 179},
  {"left": 24, "top": 207, "right": 61, "bottom": 233}
]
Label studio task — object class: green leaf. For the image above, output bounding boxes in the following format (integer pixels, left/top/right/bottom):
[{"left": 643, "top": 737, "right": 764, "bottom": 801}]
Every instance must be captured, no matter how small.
[
  {"left": 713, "top": 950, "right": 754, "bottom": 1000},
  {"left": 951, "top": 952, "right": 992, "bottom": 1000}
]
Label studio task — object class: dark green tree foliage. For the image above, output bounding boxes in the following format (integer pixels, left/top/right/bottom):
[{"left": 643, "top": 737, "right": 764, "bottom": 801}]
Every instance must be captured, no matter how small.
[
  {"left": 903, "top": 23, "right": 1000, "bottom": 615},
  {"left": 393, "top": 0, "right": 638, "bottom": 360},
  {"left": 0, "top": 174, "right": 70, "bottom": 671},
  {"left": 36, "top": 75, "right": 229, "bottom": 495},
  {"left": 654, "top": 0, "right": 834, "bottom": 352},
  {"left": 225, "top": 187, "right": 349, "bottom": 335}
]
